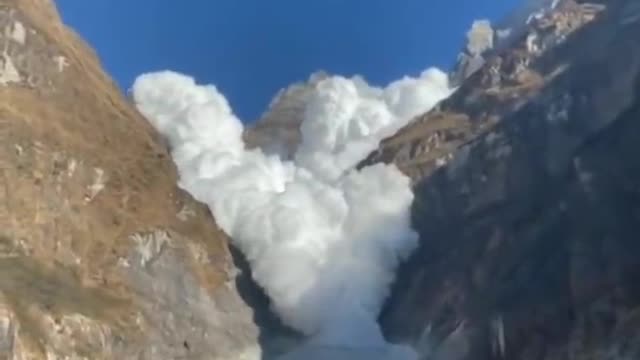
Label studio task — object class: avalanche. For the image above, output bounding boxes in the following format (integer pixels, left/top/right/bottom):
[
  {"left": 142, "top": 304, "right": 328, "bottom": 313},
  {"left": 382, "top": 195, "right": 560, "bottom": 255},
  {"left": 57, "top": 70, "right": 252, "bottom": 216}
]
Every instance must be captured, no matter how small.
[{"left": 133, "top": 68, "right": 452, "bottom": 359}]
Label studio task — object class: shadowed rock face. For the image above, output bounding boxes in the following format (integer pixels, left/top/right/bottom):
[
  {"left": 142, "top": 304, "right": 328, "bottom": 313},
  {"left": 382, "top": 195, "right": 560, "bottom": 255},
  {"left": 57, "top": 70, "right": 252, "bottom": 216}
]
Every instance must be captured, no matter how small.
[
  {"left": 364, "top": 0, "right": 640, "bottom": 358},
  {"left": 0, "top": 1, "right": 296, "bottom": 359}
]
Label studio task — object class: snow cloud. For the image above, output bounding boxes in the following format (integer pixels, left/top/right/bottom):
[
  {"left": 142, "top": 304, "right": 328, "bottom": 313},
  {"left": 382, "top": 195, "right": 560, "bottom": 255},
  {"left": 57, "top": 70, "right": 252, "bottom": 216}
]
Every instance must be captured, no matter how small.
[{"left": 133, "top": 68, "right": 452, "bottom": 359}]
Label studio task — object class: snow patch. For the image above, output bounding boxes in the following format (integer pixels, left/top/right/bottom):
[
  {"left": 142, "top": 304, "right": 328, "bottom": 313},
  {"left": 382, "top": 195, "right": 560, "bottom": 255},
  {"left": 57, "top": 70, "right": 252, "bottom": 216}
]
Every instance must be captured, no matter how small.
[
  {"left": 84, "top": 168, "right": 106, "bottom": 203},
  {"left": 53, "top": 56, "right": 69, "bottom": 73},
  {"left": 0, "top": 53, "right": 20, "bottom": 85},
  {"left": 8, "top": 21, "right": 26, "bottom": 45}
]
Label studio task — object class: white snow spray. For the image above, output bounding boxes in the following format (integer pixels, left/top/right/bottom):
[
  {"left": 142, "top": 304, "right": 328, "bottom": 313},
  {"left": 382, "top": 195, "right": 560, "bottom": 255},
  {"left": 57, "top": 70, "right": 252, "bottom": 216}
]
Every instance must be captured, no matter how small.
[{"left": 133, "top": 68, "right": 452, "bottom": 359}]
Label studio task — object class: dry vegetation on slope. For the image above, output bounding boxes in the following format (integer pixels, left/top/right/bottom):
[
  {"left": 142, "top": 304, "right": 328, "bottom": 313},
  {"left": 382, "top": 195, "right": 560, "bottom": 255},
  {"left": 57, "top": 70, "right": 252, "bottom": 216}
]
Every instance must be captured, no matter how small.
[{"left": 0, "top": 1, "right": 269, "bottom": 359}]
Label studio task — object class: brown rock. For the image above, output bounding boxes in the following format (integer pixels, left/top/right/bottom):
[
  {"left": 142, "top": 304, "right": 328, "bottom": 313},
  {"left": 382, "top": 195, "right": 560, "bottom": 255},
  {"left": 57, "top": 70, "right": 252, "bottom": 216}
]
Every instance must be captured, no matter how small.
[
  {"left": 244, "top": 71, "right": 330, "bottom": 159},
  {"left": 0, "top": 1, "right": 289, "bottom": 359}
]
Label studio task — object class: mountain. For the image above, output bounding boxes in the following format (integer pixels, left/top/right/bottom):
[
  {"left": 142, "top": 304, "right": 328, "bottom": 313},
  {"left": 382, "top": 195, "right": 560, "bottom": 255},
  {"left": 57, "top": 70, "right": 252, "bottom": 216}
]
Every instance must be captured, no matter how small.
[
  {"left": 3, "top": 0, "right": 640, "bottom": 359},
  {"left": 363, "top": 0, "right": 640, "bottom": 358},
  {"left": 0, "top": 1, "right": 292, "bottom": 358},
  {"left": 244, "top": 71, "right": 330, "bottom": 159}
]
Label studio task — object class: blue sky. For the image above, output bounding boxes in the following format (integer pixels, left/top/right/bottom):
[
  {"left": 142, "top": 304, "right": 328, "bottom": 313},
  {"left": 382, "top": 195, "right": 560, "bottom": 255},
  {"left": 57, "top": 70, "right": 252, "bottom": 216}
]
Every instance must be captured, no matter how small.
[{"left": 56, "top": 0, "right": 521, "bottom": 121}]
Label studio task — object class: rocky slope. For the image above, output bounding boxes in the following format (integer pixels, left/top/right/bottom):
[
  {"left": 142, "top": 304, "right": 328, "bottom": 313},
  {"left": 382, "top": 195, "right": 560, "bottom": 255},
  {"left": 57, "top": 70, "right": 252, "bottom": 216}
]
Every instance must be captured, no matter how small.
[
  {"left": 364, "top": 0, "right": 640, "bottom": 358},
  {"left": 0, "top": 1, "right": 290, "bottom": 359}
]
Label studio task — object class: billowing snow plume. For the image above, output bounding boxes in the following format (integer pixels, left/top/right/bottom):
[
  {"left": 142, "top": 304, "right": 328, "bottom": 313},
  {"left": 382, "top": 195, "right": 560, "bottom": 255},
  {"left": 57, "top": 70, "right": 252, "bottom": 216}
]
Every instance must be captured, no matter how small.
[{"left": 133, "top": 68, "right": 451, "bottom": 359}]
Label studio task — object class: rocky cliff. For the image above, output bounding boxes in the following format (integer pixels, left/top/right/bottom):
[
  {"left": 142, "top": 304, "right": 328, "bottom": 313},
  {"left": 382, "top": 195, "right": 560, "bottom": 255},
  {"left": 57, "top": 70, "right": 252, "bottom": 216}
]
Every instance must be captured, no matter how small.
[
  {"left": 244, "top": 71, "right": 329, "bottom": 158},
  {"left": 0, "top": 1, "right": 290, "bottom": 359},
  {"left": 365, "top": 0, "right": 640, "bottom": 358}
]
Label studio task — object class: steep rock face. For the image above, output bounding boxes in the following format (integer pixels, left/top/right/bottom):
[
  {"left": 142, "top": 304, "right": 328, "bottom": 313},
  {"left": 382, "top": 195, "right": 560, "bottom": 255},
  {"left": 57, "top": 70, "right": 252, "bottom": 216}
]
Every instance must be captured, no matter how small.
[
  {"left": 244, "top": 71, "right": 329, "bottom": 158},
  {"left": 0, "top": 1, "right": 276, "bottom": 359},
  {"left": 369, "top": 0, "right": 640, "bottom": 358}
]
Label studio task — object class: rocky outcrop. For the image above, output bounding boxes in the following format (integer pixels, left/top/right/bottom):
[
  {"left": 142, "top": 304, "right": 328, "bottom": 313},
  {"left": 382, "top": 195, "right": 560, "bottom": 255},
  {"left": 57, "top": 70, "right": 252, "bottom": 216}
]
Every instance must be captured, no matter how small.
[
  {"left": 0, "top": 1, "right": 287, "bottom": 359},
  {"left": 368, "top": 0, "right": 640, "bottom": 358},
  {"left": 244, "top": 71, "right": 329, "bottom": 158},
  {"left": 450, "top": 19, "right": 495, "bottom": 86}
]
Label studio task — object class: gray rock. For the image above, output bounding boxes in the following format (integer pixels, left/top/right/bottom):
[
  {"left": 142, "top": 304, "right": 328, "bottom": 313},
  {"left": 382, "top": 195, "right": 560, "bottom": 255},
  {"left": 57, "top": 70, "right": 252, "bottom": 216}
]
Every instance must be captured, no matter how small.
[{"left": 365, "top": 0, "right": 640, "bottom": 358}]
